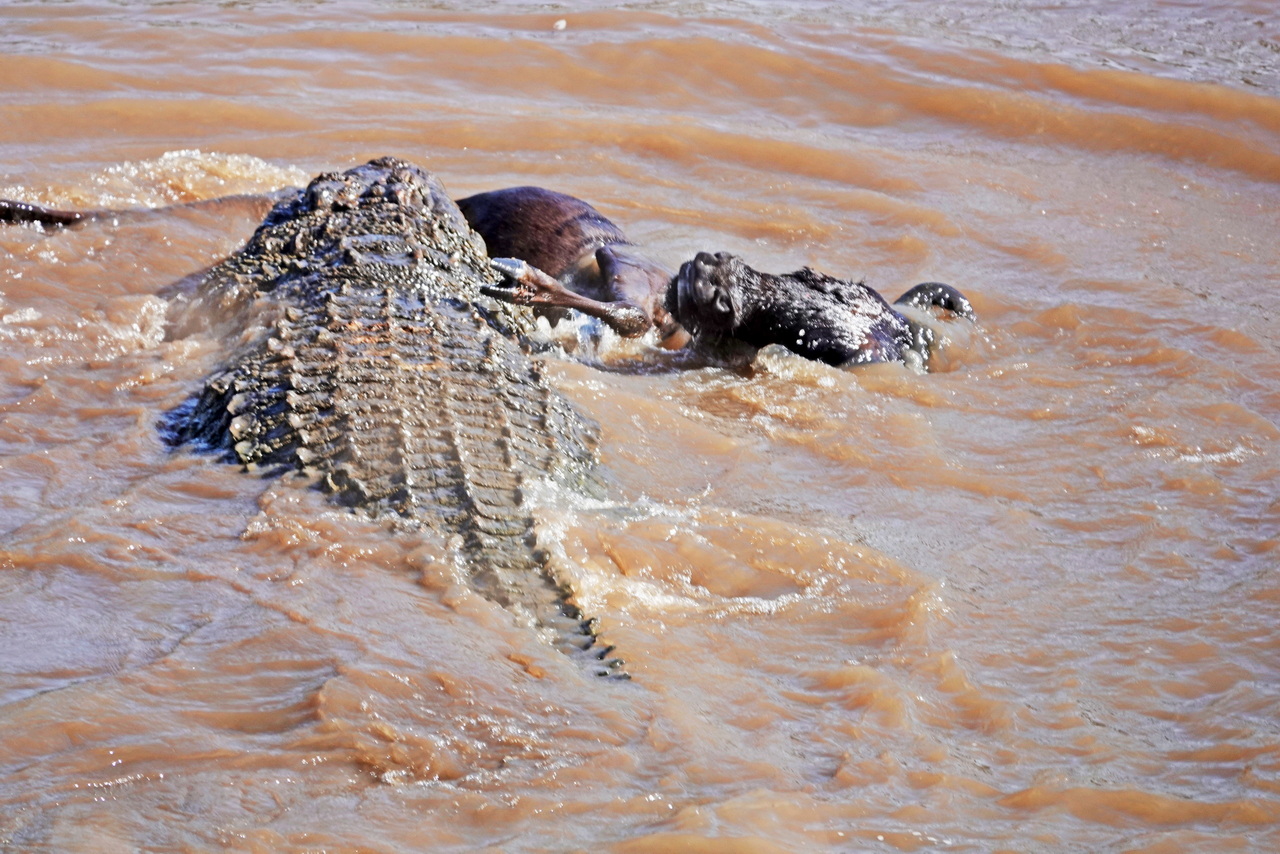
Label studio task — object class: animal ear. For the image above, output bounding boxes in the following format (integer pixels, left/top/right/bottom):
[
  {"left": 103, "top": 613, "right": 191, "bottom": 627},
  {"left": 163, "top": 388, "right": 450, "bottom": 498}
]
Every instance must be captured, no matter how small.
[
  {"left": 596, "top": 245, "right": 620, "bottom": 281},
  {"left": 710, "top": 287, "right": 734, "bottom": 318}
]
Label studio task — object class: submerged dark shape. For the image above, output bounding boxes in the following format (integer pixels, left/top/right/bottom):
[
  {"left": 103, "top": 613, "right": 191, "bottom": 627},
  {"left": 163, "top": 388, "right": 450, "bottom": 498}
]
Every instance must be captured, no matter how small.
[
  {"left": 457, "top": 186, "right": 689, "bottom": 348},
  {"left": 667, "top": 251, "right": 975, "bottom": 370},
  {"left": 163, "top": 157, "right": 625, "bottom": 678},
  {"left": 0, "top": 199, "right": 84, "bottom": 227}
]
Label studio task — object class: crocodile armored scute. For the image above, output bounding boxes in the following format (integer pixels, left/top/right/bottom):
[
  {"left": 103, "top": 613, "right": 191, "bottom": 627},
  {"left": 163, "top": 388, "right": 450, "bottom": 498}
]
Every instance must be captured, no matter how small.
[{"left": 171, "top": 157, "right": 621, "bottom": 676}]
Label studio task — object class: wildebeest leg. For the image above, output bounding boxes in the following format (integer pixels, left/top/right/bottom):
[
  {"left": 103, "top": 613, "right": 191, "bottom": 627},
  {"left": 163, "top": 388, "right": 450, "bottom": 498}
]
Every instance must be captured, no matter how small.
[
  {"left": 894, "top": 281, "right": 975, "bottom": 320},
  {"left": 485, "top": 257, "right": 651, "bottom": 337}
]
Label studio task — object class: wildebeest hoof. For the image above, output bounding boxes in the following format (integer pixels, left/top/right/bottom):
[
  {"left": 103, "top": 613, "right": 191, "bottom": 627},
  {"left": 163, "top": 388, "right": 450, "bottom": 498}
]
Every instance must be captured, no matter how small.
[
  {"left": 483, "top": 257, "right": 541, "bottom": 305},
  {"left": 490, "top": 256, "right": 532, "bottom": 281}
]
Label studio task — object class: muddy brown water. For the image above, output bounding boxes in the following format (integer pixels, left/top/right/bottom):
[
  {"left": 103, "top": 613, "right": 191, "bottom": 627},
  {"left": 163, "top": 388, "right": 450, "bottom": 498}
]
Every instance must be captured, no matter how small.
[{"left": 1, "top": 2, "right": 1278, "bottom": 852}]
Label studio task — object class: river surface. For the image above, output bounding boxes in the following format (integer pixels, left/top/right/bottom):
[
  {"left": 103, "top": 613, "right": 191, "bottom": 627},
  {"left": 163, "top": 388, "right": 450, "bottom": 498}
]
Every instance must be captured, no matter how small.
[{"left": 1, "top": 2, "right": 1278, "bottom": 852}]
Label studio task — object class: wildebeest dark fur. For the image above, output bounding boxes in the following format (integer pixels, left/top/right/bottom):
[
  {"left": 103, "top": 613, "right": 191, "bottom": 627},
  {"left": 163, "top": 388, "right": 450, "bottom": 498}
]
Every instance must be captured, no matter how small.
[{"left": 667, "top": 251, "right": 974, "bottom": 370}]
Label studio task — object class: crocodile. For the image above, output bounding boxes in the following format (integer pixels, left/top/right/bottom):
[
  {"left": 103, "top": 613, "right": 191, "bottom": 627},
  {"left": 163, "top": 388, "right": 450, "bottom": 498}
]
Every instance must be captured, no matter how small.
[{"left": 164, "top": 157, "right": 625, "bottom": 677}]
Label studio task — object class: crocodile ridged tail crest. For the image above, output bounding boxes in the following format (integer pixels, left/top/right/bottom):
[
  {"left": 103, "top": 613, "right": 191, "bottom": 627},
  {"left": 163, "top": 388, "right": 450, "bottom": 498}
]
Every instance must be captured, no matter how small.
[{"left": 171, "top": 158, "right": 625, "bottom": 678}]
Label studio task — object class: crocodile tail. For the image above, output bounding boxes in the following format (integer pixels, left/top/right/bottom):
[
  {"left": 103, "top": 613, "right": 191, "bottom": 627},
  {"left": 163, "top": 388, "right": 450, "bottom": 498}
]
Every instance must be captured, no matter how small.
[
  {"left": 466, "top": 545, "right": 629, "bottom": 679},
  {"left": 431, "top": 307, "right": 628, "bottom": 679}
]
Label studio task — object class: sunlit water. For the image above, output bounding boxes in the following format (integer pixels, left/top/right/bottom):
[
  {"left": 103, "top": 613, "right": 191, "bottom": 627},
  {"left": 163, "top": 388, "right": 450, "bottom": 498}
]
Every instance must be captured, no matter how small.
[{"left": 1, "top": 2, "right": 1278, "bottom": 851}]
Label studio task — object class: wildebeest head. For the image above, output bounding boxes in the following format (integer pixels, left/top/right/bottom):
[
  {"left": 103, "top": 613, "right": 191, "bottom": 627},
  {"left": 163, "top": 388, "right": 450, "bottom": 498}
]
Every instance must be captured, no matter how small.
[{"left": 667, "top": 251, "right": 749, "bottom": 338}]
